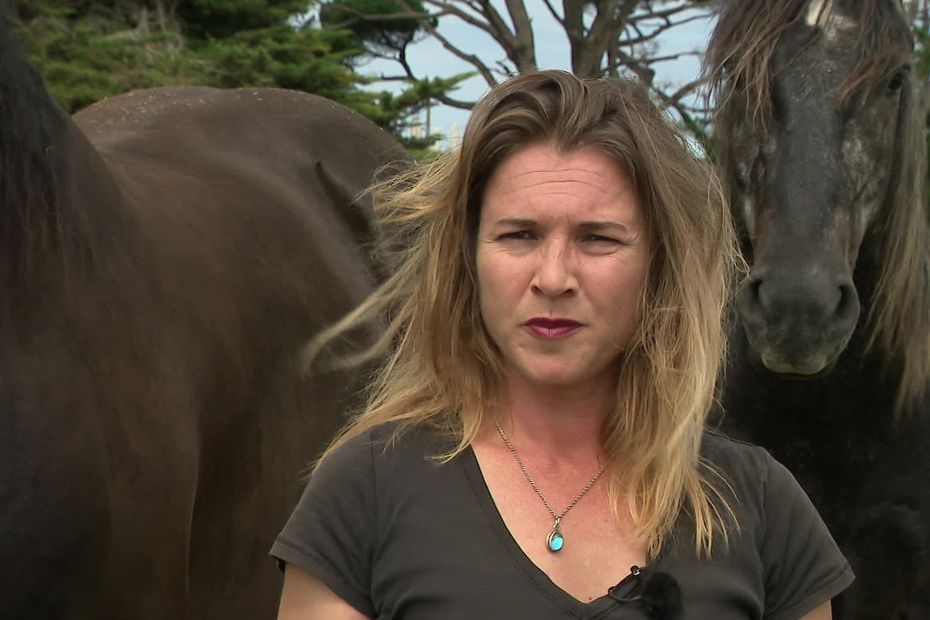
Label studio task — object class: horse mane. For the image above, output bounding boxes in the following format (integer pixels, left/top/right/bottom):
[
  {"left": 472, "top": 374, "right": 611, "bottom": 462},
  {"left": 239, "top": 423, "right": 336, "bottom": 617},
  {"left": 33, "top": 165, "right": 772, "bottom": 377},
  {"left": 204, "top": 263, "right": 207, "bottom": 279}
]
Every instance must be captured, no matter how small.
[
  {"left": 869, "top": 54, "right": 930, "bottom": 418},
  {"left": 0, "top": 12, "right": 75, "bottom": 287},
  {"left": 706, "top": 0, "right": 930, "bottom": 418}
]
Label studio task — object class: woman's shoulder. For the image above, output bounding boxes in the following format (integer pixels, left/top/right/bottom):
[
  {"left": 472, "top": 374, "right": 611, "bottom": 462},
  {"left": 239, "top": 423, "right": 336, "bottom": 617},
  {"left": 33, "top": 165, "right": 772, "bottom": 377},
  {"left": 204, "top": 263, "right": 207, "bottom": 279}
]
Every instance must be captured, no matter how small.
[
  {"left": 321, "top": 420, "right": 456, "bottom": 474},
  {"left": 697, "top": 429, "right": 791, "bottom": 521},
  {"left": 697, "top": 429, "right": 827, "bottom": 531},
  {"left": 699, "top": 428, "right": 776, "bottom": 483}
]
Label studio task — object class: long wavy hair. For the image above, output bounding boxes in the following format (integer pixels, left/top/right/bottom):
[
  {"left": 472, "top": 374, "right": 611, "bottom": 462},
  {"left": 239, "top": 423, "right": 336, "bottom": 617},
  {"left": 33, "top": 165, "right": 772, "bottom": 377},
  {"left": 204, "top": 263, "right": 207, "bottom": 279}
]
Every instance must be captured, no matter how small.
[{"left": 312, "top": 70, "right": 742, "bottom": 557}]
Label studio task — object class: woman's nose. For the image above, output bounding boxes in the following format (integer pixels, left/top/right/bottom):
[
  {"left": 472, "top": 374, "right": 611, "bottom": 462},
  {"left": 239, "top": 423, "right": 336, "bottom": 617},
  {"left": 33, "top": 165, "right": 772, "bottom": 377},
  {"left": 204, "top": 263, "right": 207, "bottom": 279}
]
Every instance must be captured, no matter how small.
[{"left": 530, "top": 242, "right": 577, "bottom": 297}]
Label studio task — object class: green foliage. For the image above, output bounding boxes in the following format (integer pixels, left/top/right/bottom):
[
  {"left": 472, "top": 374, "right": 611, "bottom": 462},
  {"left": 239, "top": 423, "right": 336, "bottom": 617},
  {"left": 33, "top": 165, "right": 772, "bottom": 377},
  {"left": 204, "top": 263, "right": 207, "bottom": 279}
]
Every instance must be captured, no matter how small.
[
  {"left": 373, "top": 73, "right": 473, "bottom": 153},
  {"left": 916, "top": 26, "right": 930, "bottom": 78},
  {"left": 320, "top": 0, "right": 431, "bottom": 54},
  {"left": 191, "top": 25, "right": 361, "bottom": 100},
  {"left": 9, "top": 0, "right": 437, "bottom": 147},
  {"left": 16, "top": 5, "right": 194, "bottom": 110},
  {"left": 177, "top": 0, "right": 312, "bottom": 40}
]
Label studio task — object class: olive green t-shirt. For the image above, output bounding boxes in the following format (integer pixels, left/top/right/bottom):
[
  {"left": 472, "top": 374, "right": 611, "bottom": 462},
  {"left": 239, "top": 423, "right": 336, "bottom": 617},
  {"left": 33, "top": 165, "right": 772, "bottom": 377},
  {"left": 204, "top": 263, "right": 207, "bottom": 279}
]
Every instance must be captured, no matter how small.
[{"left": 271, "top": 423, "right": 853, "bottom": 619}]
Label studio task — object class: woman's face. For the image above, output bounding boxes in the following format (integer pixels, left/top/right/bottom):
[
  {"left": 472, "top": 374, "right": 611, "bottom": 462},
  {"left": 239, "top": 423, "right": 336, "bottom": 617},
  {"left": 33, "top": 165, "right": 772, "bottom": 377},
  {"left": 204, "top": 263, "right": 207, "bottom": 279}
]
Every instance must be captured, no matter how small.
[{"left": 476, "top": 142, "right": 650, "bottom": 396}]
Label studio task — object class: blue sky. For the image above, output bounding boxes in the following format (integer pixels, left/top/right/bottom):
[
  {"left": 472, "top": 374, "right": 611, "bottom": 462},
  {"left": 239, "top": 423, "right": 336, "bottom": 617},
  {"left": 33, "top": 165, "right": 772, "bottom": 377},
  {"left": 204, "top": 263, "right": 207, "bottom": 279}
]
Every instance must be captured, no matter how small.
[{"left": 357, "top": 1, "right": 716, "bottom": 144}]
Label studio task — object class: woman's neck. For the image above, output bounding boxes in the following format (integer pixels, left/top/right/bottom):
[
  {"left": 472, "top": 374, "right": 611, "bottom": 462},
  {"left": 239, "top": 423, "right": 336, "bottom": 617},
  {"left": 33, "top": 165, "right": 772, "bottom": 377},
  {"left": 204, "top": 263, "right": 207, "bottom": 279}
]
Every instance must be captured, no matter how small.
[{"left": 493, "top": 373, "right": 616, "bottom": 461}]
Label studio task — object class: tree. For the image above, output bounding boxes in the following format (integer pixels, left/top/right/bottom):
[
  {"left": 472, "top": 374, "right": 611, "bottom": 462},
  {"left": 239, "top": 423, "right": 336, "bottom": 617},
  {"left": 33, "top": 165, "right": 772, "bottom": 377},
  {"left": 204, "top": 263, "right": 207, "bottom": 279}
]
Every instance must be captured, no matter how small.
[{"left": 319, "top": 0, "right": 717, "bottom": 146}]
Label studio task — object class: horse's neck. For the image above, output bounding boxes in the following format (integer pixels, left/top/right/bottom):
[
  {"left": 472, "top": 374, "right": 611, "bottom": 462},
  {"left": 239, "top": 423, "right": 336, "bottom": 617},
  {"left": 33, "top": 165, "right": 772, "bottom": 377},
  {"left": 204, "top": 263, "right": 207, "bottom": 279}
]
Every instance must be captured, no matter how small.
[{"left": 0, "top": 23, "right": 125, "bottom": 294}]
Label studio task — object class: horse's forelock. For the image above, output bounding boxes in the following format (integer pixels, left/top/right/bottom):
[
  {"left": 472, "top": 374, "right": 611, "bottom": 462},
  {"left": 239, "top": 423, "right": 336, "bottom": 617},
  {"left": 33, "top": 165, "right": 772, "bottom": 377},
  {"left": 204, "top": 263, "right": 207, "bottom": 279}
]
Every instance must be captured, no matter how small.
[
  {"left": 706, "top": 0, "right": 913, "bottom": 127},
  {"left": 704, "top": 0, "right": 811, "bottom": 127}
]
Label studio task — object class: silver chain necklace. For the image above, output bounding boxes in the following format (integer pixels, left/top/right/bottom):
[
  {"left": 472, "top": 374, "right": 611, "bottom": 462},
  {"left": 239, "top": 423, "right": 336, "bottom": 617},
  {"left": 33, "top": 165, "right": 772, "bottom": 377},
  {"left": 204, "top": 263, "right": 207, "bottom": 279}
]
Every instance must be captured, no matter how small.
[{"left": 495, "top": 421, "right": 607, "bottom": 553}]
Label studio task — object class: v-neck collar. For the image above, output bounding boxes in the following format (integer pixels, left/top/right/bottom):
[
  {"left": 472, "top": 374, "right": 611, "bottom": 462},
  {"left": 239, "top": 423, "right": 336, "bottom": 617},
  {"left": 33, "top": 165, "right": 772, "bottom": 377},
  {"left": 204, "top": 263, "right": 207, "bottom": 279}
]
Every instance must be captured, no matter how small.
[{"left": 460, "top": 445, "right": 648, "bottom": 619}]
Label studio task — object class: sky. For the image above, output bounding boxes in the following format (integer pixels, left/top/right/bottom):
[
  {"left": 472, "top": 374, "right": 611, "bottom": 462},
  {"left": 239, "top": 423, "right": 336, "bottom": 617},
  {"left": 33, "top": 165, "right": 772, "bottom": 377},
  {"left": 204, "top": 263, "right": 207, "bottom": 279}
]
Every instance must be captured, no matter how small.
[{"left": 356, "top": 1, "right": 717, "bottom": 148}]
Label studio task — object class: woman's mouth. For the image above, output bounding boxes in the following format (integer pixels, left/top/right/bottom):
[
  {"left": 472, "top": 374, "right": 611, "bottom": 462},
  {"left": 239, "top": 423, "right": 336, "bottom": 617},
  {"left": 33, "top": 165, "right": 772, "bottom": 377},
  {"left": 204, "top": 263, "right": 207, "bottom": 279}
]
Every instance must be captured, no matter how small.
[{"left": 524, "top": 318, "right": 582, "bottom": 339}]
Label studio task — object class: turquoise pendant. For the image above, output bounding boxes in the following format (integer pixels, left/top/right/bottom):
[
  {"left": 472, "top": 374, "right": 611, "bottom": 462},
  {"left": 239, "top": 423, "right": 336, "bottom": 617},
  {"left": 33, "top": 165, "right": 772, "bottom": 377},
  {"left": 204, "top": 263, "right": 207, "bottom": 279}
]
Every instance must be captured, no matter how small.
[{"left": 546, "top": 518, "right": 564, "bottom": 552}]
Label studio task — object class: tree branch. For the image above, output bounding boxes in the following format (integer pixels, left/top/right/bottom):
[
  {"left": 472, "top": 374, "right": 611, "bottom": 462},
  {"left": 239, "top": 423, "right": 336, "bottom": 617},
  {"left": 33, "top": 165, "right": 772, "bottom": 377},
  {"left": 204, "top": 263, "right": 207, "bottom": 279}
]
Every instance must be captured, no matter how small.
[
  {"left": 501, "top": 0, "right": 538, "bottom": 71},
  {"left": 622, "top": 10, "right": 712, "bottom": 46},
  {"left": 634, "top": 50, "right": 703, "bottom": 65},
  {"left": 540, "top": 0, "right": 565, "bottom": 28},
  {"left": 403, "top": 0, "right": 497, "bottom": 87},
  {"left": 423, "top": 0, "right": 497, "bottom": 33},
  {"left": 429, "top": 91, "right": 477, "bottom": 109},
  {"left": 571, "top": 0, "right": 635, "bottom": 77}
]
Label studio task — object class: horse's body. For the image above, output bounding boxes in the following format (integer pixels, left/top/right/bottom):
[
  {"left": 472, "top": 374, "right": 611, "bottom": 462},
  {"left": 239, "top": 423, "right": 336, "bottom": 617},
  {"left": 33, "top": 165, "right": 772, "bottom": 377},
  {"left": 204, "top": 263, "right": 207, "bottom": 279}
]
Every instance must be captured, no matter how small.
[
  {"left": 707, "top": 1, "right": 930, "bottom": 616},
  {"left": 0, "top": 17, "right": 405, "bottom": 619}
]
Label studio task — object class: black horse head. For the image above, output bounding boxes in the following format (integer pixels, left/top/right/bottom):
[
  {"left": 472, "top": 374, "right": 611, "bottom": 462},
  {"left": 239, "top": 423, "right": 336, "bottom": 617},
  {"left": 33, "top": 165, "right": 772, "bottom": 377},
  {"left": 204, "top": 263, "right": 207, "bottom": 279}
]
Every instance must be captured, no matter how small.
[{"left": 706, "top": 0, "right": 928, "bottom": 413}]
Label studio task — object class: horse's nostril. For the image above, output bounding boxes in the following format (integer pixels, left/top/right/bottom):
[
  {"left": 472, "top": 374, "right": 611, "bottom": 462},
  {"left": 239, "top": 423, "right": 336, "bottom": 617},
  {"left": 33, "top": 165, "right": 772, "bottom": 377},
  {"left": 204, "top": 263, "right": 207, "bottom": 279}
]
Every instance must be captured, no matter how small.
[
  {"left": 751, "top": 277, "right": 768, "bottom": 309},
  {"left": 741, "top": 276, "right": 766, "bottom": 315},
  {"left": 835, "top": 282, "right": 859, "bottom": 322}
]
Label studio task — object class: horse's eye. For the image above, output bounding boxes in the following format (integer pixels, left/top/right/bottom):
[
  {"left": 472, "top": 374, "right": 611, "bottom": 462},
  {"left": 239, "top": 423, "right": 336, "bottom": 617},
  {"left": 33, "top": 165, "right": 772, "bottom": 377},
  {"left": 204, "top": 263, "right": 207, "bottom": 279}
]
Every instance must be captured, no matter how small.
[
  {"left": 722, "top": 59, "right": 735, "bottom": 77},
  {"left": 887, "top": 66, "right": 910, "bottom": 95}
]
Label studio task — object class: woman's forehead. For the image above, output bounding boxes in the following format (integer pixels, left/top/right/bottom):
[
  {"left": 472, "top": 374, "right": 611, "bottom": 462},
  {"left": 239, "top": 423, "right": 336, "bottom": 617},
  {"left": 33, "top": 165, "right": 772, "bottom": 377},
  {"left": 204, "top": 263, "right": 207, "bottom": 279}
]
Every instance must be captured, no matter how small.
[{"left": 480, "top": 143, "right": 640, "bottom": 221}]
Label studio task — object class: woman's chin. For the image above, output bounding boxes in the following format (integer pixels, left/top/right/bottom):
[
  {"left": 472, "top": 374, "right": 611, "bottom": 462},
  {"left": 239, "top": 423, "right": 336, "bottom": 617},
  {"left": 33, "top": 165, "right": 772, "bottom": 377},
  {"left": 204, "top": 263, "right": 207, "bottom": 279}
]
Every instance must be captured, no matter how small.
[{"left": 516, "top": 366, "right": 611, "bottom": 394}]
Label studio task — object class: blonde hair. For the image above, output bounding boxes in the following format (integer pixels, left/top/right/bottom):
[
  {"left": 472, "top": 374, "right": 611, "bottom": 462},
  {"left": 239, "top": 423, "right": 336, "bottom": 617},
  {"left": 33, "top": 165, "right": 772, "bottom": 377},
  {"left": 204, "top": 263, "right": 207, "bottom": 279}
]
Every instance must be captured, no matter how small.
[{"left": 312, "top": 70, "right": 741, "bottom": 557}]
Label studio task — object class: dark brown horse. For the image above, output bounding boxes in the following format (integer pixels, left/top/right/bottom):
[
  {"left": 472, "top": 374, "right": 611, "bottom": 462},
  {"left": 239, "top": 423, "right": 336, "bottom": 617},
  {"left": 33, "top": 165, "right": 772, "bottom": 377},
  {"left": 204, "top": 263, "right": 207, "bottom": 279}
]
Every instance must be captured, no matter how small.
[
  {"left": 706, "top": 0, "right": 930, "bottom": 617},
  {"left": 0, "top": 13, "right": 406, "bottom": 620}
]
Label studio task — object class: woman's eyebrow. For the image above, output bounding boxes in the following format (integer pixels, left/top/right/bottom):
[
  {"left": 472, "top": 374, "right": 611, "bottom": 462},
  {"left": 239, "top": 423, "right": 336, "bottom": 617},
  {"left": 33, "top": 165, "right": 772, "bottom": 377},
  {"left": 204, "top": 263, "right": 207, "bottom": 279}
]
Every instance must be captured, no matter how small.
[
  {"left": 578, "top": 221, "right": 631, "bottom": 233},
  {"left": 493, "top": 217, "right": 537, "bottom": 228},
  {"left": 490, "top": 219, "right": 633, "bottom": 233}
]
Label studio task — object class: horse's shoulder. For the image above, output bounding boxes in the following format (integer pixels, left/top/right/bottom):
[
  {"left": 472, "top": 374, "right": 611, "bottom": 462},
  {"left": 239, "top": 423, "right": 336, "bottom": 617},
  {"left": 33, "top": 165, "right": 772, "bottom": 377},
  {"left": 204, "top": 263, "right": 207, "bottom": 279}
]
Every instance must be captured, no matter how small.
[
  {"left": 74, "top": 87, "right": 218, "bottom": 136},
  {"left": 74, "top": 86, "right": 393, "bottom": 148}
]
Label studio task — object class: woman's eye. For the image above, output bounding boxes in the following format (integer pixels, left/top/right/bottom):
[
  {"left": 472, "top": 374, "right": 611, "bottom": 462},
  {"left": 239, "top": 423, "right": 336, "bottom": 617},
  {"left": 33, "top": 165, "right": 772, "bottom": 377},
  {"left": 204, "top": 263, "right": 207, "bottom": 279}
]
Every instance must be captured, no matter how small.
[
  {"left": 499, "top": 230, "right": 534, "bottom": 240},
  {"left": 582, "top": 234, "right": 620, "bottom": 244}
]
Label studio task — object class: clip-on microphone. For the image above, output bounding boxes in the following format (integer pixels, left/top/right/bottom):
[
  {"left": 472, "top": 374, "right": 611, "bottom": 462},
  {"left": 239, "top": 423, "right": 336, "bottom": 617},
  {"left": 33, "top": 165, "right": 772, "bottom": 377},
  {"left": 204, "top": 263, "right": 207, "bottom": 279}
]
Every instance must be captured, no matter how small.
[{"left": 607, "top": 565, "right": 683, "bottom": 620}]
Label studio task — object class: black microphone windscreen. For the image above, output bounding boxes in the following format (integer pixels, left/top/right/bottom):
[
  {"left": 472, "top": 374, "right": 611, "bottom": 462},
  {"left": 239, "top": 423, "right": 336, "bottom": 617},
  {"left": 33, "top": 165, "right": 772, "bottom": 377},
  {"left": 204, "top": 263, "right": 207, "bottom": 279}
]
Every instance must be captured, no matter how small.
[{"left": 641, "top": 571, "right": 683, "bottom": 620}]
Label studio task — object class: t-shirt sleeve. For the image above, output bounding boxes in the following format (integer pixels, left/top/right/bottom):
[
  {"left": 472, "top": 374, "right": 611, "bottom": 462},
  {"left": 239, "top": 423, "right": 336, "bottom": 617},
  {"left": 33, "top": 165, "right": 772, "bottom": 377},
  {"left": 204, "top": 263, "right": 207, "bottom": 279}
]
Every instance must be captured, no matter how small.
[
  {"left": 760, "top": 452, "right": 854, "bottom": 619},
  {"left": 270, "top": 430, "right": 377, "bottom": 617}
]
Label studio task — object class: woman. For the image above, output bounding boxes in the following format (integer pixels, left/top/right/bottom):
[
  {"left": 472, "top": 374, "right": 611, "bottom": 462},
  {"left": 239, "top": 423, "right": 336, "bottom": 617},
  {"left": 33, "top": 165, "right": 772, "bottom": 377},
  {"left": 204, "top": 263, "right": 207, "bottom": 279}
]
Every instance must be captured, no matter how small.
[{"left": 272, "top": 71, "right": 853, "bottom": 619}]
